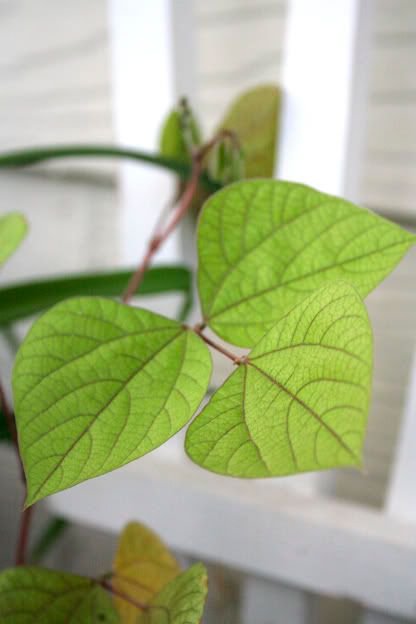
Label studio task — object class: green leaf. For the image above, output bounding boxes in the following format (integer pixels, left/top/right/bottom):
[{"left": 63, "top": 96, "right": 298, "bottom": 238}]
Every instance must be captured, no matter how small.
[
  {"left": 217, "top": 84, "right": 281, "bottom": 178},
  {"left": 198, "top": 179, "right": 416, "bottom": 347},
  {"left": 186, "top": 282, "right": 372, "bottom": 477},
  {"left": 0, "top": 265, "right": 192, "bottom": 326},
  {"left": 137, "top": 564, "right": 208, "bottom": 624},
  {"left": 0, "top": 566, "right": 118, "bottom": 623},
  {"left": 159, "top": 107, "right": 201, "bottom": 163},
  {"left": 0, "top": 212, "right": 27, "bottom": 267},
  {"left": 208, "top": 139, "right": 246, "bottom": 186},
  {"left": 0, "top": 145, "right": 220, "bottom": 193},
  {"left": 113, "top": 521, "right": 180, "bottom": 623},
  {"left": 13, "top": 297, "right": 212, "bottom": 506}
]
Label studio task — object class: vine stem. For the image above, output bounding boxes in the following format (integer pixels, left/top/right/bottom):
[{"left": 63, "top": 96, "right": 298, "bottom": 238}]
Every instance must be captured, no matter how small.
[
  {"left": 0, "top": 378, "right": 34, "bottom": 565},
  {"left": 192, "top": 325, "right": 245, "bottom": 365},
  {"left": 99, "top": 578, "right": 148, "bottom": 612},
  {"left": 0, "top": 378, "right": 19, "bottom": 452},
  {"left": 122, "top": 159, "right": 202, "bottom": 303},
  {"left": 121, "top": 130, "right": 238, "bottom": 305},
  {"left": 16, "top": 506, "right": 34, "bottom": 566},
  {"left": 0, "top": 377, "right": 25, "bottom": 484}
]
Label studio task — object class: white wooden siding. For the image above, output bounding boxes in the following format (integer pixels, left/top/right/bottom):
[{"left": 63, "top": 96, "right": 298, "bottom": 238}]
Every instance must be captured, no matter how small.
[
  {"left": 335, "top": 0, "right": 416, "bottom": 508},
  {"left": 0, "top": 0, "right": 114, "bottom": 178},
  {"left": 335, "top": 243, "right": 416, "bottom": 507},
  {"left": 360, "top": 0, "right": 416, "bottom": 218},
  {"left": 193, "top": 0, "right": 288, "bottom": 133}
]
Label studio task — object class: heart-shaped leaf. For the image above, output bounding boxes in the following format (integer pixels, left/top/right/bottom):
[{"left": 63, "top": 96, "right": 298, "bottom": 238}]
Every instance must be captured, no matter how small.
[
  {"left": 198, "top": 179, "right": 416, "bottom": 346},
  {"left": 137, "top": 564, "right": 207, "bottom": 624},
  {"left": 186, "top": 282, "right": 372, "bottom": 477},
  {"left": 113, "top": 522, "right": 180, "bottom": 623},
  {"left": 13, "top": 297, "right": 212, "bottom": 506},
  {"left": 217, "top": 84, "right": 281, "bottom": 178},
  {"left": 0, "top": 567, "right": 118, "bottom": 623},
  {"left": 0, "top": 212, "right": 27, "bottom": 267}
]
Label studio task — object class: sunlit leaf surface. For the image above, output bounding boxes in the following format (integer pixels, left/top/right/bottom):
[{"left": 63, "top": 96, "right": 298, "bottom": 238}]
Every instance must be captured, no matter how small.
[
  {"left": 13, "top": 298, "right": 211, "bottom": 505},
  {"left": 187, "top": 282, "right": 372, "bottom": 477},
  {"left": 198, "top": 179, "right": 416, "bottom": 346}
]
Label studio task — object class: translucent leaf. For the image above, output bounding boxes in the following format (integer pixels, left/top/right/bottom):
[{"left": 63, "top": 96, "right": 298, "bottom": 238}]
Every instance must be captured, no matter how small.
[
  {"left": 0, "top": 566, "right": 118, "bottom": 623},
  {"left": 113, "top": 522, "right": 180, "bottom": 623},
  {"left": 186, "top": 282, "right": 372, "bottom": 477},
  {"left": 0, "top": 212, "right": 27, "bottom": 267},
  {"left": 137, "top": 564, "right": 208, "bottom": 624},
  {"left": 198, "top": 179, "right": 416, "bottom": 347},
  {"left": 13, "top": 297, "right": 212, "bottom": 506},
  {"left": 217, "top": 84, "right": 281, "bottom": 178}
]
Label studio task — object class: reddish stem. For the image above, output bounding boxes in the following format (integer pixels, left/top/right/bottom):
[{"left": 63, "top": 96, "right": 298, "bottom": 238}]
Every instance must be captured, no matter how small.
[
  {"left": 100, "top": 578, "right": 148, "bottom": 611},
  {"left": 0, "top": 378, "right": 25, "bottom": 483},
  {"left": 192, "top": 325, "right": 245, "bottom": 365},
  {"left": 0, "top": 379, "right": 18, "bottom": 451},
  {"left": 16, "top": 505, "right": 34, "bottom": 566},
  {"left": 121, "top": 160, "right": 202, "bottom": 304},
  {"left": 121, "top": 129, "right": 238, "bottom": 305}
]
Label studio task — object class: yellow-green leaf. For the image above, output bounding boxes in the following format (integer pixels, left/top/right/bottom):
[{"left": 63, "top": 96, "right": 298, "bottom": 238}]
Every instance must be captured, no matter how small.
[
  {"left": 217, "top": 84, "right": 281, "bottom": 178},
  {"left": 186, "top": 282, "right": 372, "bottom": 477},
  {"left": 198, "top": 179, "right": 416, "bottom": 347},
  {"left": 0, "top": 566, "right": 118, "bottom": 623},
  {"left": 0, "top": 212, "right": 27, "bottom": 267},
  {"left": 113, "top": 522, "right": 180, "bottom": 623},
  {"left": 137, "top": 564, "right": 208, "bottom": 624},
  {"left": 13, "top": 297, "right": 212, "bottom": 506}
]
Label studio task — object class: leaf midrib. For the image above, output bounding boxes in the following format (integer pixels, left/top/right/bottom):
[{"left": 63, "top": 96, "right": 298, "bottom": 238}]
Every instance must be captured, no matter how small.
[{"left": 247, "top": 361, "right": 359, "bottom": 461}]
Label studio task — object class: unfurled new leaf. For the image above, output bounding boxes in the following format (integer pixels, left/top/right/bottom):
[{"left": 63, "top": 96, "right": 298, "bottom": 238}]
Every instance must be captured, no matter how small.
[
  {"left": 113, "top": 522, "right": 180, "bottom": 623},
  {"left": 198, "top": 179, "right": 416, "bottom": 347},
  {"left": 159, "top": 106, "right": 201, "bottom": 163},
  {"left": 13, "top": 297, "right": 212, "bottom": 506},
  {"left": 0, "top": 567, "right": 118, "bottom": 623},
  {"left": 0, "top": 212, "right": 27, "bottom": 267},
  {"left": 186, "top": 282, "right": 372, "bottom": 477},
  {"left": 217, "top": 84, "right": 281, "bottom": 178},
  {"left": 137, "top": 564, "right": 208, "bottom": 624}
]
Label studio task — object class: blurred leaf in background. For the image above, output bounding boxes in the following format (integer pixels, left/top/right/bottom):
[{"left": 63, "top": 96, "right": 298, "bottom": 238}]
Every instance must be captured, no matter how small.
[
  {"left": 159, "top": 99, "right": 202, "bottom": 163},
  {"left": 217, "top": 84, "right": 281, "bottom": 178},
  {"left": 113, "top": 522, "right": 180, "bottom": 623},
  {"left": 0, "top": 212, "right": 27, "bottom": 267}
]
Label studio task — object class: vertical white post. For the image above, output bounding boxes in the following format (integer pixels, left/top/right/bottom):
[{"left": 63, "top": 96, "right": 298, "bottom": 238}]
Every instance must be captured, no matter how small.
[
  {"left": 276, "top": 0, "right": 374, "bottom": 495},
  {"left": 277, "top": 0, "right": 374, "bottom": 202},
  {"left": 108, "top": 0, "right": 178, "bottom": 265},
  {"left": 386, "top": 353, "right": 416, "bottom": 522}
]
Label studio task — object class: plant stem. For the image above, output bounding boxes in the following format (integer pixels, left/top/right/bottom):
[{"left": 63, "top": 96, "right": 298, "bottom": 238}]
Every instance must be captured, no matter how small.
[
  {"left": 122, "top": 163, "right": 201, "bottom": 304},
  {"left": 100, "top": 578, "right": 148, "bottom": 611},
  {"left": 122, "top": 130, "right": 237, "bottom": 305},
  {"left": 0, "top": 144, "right": 221, "bottom": 192},
  {"left": 192, "top": 325, "right": 245, "bottom": 365},
  {"left": 0, "top": 377, "right": 26, "bottom": 482},
  {"left": 16, "top": 505, "right": 34, "bottom": 566},
  {"left": 0, "top": 378, "right": 19, "bottom": 452},
  {"left": 0, "top": 379, "right": 35, "bottom": 565}
]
